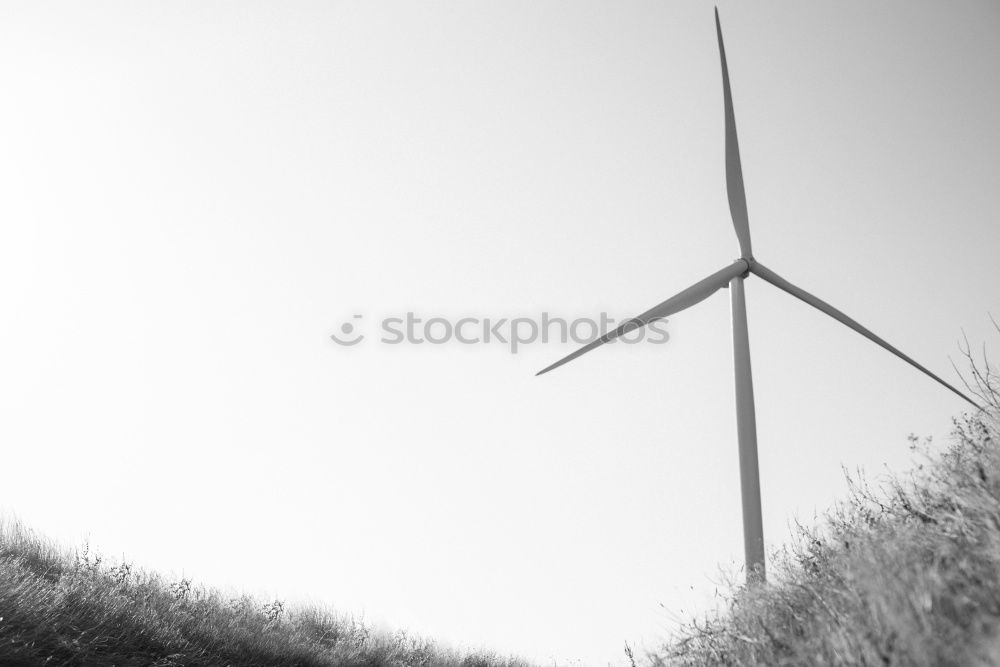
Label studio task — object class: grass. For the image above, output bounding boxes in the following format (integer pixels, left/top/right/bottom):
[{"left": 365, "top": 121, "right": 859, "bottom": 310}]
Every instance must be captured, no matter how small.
[
  {"left": 5, "top": 341, "right": 999, "bottom": 666},
  {"left": 651, "top": 343, "right": 1000, "bottom": 666},
  {"left": 0, "top": 519, "right": 531, "bottom": 666},
  {"left": 12, "top": 410, "right": 999, "bottom": 667}
]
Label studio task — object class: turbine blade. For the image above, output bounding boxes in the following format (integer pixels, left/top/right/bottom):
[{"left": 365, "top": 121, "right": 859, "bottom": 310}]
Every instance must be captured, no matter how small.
[
  {"left": 536, "top": 261, "right": 748, "bottom": 376},
  {"left": 715, "top": 8, "right": 753, "bottom": 259},
  {"left": 751, "top": 261, "right": 982, "bottom": 409}
]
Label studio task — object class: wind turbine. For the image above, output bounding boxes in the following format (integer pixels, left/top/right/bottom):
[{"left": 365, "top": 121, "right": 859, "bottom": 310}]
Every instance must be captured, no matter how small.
[{"left": 536, "top": 8, "right": 980, "bottom": 583}]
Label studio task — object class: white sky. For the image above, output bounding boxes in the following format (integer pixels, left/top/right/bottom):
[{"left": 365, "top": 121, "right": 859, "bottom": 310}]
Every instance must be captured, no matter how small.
[{"left": 1, "top": 2, "right": 998, "bottom": 664}]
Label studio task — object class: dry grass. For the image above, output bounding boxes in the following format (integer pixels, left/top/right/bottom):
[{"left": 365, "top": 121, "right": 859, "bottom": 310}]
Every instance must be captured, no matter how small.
[
  {"left": 653, "top": 341, "right": 1000, "bottom": 666},
  {"left": 0, "top": 520, "right": 532, "bottom": 667},
  {"left": 6, "top": 335, "right": 999, "bottom": 666}
]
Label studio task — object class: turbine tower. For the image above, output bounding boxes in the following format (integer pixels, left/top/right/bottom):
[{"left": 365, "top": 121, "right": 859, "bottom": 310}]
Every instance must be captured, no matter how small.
[{"left": 536, "top": 8, "right": 980, "bottom": 583}]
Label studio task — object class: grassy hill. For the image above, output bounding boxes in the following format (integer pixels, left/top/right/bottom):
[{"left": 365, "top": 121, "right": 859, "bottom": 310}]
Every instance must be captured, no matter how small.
[
  {"left": 8, "top": 407, "right": 997, "bottom": 667},
  {"left": 4, "top": 360, "right": 997, "bottom": 666},
  {"left": 653, "top": 377, "right": 1000, "bottom": 665},
  {"left": 0, "top": 520, "right": 530, "bottom": 666}
]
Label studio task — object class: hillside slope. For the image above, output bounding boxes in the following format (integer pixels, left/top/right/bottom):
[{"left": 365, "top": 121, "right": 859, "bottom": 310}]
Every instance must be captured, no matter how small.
[
  {"left": 655, "top": 396, "right": 1000, "bottom": 665},
  {"left": 4, "top": 365, "right": 997, "bottom": 666},
  {"left": 0, "top": 520, "right": 530, "bottom": 667}
]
